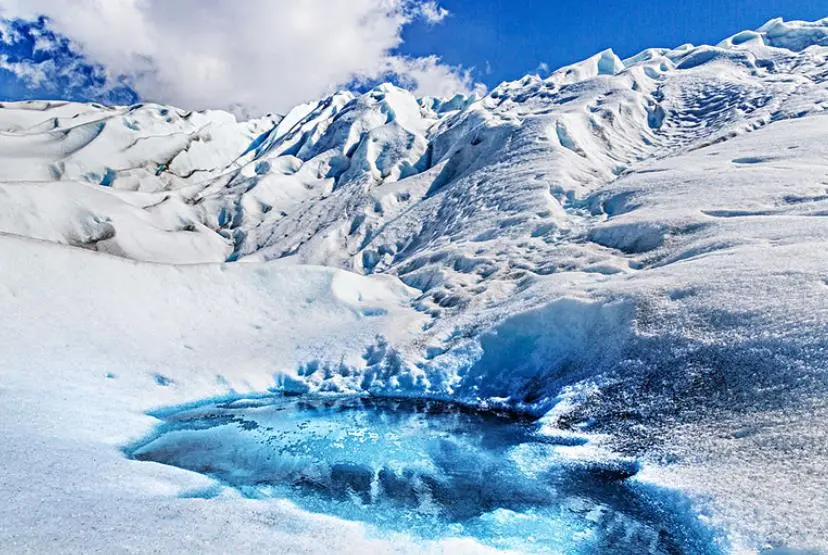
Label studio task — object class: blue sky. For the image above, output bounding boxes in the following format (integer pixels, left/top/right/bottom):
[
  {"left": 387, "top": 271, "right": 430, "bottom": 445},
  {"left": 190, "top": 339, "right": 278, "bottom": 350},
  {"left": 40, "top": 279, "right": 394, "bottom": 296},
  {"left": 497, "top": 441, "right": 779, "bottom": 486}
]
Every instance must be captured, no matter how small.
[
  {"left": 0, "top": 1, "right": 824, "bottom": 114},
  {"left": 398, "top": 0, "right": 828, "bottom": 87}
]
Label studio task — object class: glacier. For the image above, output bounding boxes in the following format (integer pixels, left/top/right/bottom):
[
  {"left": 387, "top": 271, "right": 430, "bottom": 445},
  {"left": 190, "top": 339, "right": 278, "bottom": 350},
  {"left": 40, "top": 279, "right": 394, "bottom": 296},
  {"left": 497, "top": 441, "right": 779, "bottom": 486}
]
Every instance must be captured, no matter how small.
[{"left": 0, "top": 16, "right": 827, "bottom": 554}]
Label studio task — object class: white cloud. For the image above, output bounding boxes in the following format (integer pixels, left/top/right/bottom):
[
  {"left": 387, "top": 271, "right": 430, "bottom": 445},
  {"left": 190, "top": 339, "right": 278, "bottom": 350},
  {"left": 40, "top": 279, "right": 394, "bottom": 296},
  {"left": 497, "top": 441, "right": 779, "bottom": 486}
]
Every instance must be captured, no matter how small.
[
  {"left": 0, "top": 0, "right": 481, "bottom": 115},
  {"left": 0, "top": 54, "right": 48, "bottom": 85},
  {"left": 381, "top": 55, "right": 486, "bottom": 99},
  {"left": 416, "top": 1, "right": 449, "bottom": 24}
]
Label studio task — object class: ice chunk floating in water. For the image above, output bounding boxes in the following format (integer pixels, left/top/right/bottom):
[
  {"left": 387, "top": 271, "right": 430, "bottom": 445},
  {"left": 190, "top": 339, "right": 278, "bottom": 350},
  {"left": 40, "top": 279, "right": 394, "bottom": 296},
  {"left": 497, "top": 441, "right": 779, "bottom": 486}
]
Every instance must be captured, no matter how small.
[{"left": 125, "top": 396, "right": 722, "bottom": 554}]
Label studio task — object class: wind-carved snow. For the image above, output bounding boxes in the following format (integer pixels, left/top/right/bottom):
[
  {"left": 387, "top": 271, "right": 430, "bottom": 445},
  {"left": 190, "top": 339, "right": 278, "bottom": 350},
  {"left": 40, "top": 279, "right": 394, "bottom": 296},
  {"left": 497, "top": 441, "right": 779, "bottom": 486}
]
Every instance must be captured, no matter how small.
[{"left": 1, "top": 16, "right": 828, "bottom": 554}]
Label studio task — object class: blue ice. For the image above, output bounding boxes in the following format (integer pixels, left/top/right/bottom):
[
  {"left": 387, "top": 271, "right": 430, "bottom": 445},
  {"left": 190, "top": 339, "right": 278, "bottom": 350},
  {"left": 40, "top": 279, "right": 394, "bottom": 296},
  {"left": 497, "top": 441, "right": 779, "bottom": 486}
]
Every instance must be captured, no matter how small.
[{"left": 125, "top": 395, "right": 722, "bottom": 554}]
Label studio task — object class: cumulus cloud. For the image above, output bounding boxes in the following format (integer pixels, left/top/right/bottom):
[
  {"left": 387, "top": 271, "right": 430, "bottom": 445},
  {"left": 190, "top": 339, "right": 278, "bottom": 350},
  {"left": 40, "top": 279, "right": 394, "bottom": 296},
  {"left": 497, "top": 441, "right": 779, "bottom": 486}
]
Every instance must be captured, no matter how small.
[
  {"left": 417, "top": 1, "right": 449, "bottom": 24},
  {"left": 0, "top": 54, "right": 49, "bottom": 85},
  {"left": 0, "top": 0, "right": 482, "bottom": 115},
  {"left": 381, "top": 55, "right": 486, "bottom": 99}
]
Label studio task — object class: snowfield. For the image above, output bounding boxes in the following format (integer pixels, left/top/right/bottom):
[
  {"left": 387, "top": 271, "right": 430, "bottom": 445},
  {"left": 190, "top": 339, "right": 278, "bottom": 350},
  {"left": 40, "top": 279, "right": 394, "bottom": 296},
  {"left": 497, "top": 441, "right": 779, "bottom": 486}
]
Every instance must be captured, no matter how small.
[{"left": 1, "top": 17, "right": 828, "bottom": 554}]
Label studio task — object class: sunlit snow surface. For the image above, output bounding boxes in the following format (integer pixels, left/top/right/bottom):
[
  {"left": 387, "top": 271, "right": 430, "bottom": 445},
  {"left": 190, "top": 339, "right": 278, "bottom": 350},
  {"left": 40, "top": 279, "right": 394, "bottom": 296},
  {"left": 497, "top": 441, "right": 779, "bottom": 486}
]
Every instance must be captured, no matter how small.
[
  {"left": 2, "top": 16, "right": 828, "bottom": 554},
  {"left": 126, "top": 395, "right": 720, "bottom": 554}
]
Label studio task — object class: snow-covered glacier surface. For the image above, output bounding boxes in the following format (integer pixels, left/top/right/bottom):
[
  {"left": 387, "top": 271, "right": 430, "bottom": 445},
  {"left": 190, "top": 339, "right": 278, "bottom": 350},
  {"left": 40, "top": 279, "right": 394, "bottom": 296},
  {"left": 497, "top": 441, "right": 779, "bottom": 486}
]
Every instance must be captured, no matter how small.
[{"left": 1, "top": 17, "right": 827, "bottom": 554}]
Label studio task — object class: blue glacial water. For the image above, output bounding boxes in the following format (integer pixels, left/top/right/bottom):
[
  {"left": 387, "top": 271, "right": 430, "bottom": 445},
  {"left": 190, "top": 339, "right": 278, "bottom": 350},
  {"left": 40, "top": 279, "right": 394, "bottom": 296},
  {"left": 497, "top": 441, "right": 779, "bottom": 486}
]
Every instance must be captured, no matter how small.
[{"left": 124, "top": 395, "right": 722, "bottom": 554}]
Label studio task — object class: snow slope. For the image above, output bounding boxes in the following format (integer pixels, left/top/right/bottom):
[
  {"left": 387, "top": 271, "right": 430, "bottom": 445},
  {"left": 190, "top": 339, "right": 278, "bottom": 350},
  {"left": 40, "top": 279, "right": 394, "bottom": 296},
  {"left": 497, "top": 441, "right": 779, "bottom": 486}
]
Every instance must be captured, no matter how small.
[
  {"left": 0, "top": 100, "right": 278, "bottom": 261},
  {"left": 0, "top": 234, "right": 439, "bottom": 553},
  {"left": 1, "top": 16, "right": 828, "bottom": 554}
]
